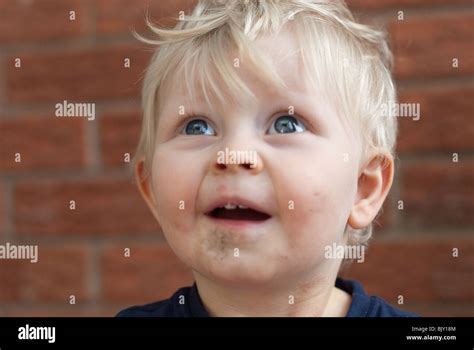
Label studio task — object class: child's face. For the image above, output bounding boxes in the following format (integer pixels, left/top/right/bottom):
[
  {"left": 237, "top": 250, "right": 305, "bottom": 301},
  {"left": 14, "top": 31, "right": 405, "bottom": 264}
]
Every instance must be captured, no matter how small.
[{"left": 145, "top": 29, "right": 363, "bottom": 286}]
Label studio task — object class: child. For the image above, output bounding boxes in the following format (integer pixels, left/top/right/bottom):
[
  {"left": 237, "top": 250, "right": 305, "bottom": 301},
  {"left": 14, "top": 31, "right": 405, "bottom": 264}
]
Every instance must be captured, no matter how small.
[{"left": 117, "top": 0, "right": 417, "bottom": 317}]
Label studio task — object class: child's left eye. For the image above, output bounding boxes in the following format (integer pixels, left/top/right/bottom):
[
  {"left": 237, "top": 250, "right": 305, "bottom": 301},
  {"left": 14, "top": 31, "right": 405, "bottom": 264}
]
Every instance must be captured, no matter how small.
[{"left": 267, "top": 115, "right": 307, "bottom": 134}]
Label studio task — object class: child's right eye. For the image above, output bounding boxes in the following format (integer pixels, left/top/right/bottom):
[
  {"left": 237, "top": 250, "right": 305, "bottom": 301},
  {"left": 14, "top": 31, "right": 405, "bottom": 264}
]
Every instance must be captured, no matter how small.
[{"left": 180, "top": 118, "right": 216, "bottom": 136}]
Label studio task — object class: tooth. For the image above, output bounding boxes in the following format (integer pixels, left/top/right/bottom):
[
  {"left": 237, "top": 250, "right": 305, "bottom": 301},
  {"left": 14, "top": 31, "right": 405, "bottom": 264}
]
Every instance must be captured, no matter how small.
[
  {"left": 237, "top": 204, "right": 248, "bottom": 209},
  {"left": 224, "top": 203, "right": 237, "bottom": 210}
]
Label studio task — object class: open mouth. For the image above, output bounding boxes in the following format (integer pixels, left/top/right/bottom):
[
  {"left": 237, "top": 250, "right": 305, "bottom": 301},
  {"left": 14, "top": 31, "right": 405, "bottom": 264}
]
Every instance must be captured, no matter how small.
[{"left": 206, "top": 206, "right": 271, "bottom": 221}]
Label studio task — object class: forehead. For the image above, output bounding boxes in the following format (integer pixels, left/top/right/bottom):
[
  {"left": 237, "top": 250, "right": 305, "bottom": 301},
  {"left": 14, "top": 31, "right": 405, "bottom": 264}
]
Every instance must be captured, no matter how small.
[
  {"left": 251, "top": 27, "right": 310, "bottom": 95},
  {"left": 161, "top": 26, "right": 316, "bottom": 114}
]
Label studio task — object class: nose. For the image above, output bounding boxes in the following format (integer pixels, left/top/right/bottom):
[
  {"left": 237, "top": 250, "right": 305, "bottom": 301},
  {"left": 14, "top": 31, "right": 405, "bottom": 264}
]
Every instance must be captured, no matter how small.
[{"left": 211, "top": 147, "right": 264, "bottom": 175}]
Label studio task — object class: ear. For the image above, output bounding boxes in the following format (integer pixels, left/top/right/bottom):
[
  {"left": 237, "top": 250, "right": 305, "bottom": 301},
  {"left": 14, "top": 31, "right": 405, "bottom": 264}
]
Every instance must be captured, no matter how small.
[
  {"left": 348, "top": 152, "right": 394, "bottom": 229},
  {"left": 135, "top": 158, "right": 161, "bottom": 224}
]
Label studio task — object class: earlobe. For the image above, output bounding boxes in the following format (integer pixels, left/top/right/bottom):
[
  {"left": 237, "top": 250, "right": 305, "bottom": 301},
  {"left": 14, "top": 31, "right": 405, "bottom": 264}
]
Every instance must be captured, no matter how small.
[
  {"left": 348, "top": 153, "right": 394, "bottom": 229},
  {"left": 348, "top": 199, "right": 371, "bottom": 229}
]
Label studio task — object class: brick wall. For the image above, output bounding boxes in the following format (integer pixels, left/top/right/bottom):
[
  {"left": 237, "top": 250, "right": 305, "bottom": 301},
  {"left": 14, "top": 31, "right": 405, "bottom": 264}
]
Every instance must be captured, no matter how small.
[{"left": 0, "top": 0, "right": 472, "bottom": 316}]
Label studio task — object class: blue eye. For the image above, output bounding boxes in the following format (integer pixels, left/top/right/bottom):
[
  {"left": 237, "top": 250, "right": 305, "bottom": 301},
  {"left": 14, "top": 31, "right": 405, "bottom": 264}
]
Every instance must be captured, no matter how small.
[
  {"left": 182, "top": 119, "right": 216, "bottom": 136},
  {"left": 268, "top": 115, "right": 306, "bottom": 134}
]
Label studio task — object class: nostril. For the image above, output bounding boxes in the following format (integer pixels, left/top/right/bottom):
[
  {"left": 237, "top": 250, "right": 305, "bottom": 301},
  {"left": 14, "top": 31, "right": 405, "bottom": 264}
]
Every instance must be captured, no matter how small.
[
  {"left": 215, "top": 163, "right": 252, "bottom": 170},
  {"left": 214, "top": 162, "right": 258, "bottom": 171}
]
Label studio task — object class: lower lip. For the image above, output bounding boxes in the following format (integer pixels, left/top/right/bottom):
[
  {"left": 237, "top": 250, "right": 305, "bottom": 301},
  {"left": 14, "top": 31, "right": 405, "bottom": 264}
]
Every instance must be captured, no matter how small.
[{"left": 205, "top": 215, "right": 272, "bottom": 230}]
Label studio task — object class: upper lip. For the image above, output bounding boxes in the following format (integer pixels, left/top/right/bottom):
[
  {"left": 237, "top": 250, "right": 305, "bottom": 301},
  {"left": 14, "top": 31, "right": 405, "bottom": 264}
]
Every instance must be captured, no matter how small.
[{"left": 205, "top": 195, "right": 272, "bottom": 216}]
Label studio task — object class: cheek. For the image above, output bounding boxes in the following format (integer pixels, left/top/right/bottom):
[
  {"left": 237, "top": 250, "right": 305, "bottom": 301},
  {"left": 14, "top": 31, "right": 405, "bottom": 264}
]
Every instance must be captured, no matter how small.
[
  {"left": 150, "top": 147, "right": 202, "bottom": 233},
  {"left": 275, "top": 149, "right": 357, "bottom": 248}
]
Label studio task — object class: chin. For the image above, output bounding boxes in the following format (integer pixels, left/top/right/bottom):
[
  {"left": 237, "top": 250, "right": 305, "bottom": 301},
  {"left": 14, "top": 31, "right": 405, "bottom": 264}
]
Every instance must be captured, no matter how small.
[{"left": 200, "top": 257, "right": 282, "bottom": 286}]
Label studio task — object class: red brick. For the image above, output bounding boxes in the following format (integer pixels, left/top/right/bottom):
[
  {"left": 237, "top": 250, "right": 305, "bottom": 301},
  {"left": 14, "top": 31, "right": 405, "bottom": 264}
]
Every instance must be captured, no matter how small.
[
  {"left": 101, "top": 243, "right": 193, "bottom": 304},
  {"left": 390, "top": 15, "right": 474, "bottom": 79},
  {"left": 0, "top": 0, "right": 90, "bottom": 43},
  {"left": 100, "top": 109, "right": 141, "bottom": 167},
  {"left": 347, "top": 0, "right": 472, "bottom": 11},
  {"left": 96, "top": 0, "right": 196, "bottom": 35},
  {"left": 397, "top": 86, "right": 474, "bottom": 154},
  {"left": 341, "top": 238, "right": 474, "bottom": 306},
  {"left": 0, "top": 245, "right": 89, "bottom": 303},
  {"left": 0, "top": 115, "right": 86, "bottom": 173},
  {"left": 400, "top": 161, "right": 474, "bottom": 227},
  {"left": 14, "top": 178, "right": 159, "bottom": 236},
  {"left": 6, "top": 46, "right": 152, "bottom": 104}
]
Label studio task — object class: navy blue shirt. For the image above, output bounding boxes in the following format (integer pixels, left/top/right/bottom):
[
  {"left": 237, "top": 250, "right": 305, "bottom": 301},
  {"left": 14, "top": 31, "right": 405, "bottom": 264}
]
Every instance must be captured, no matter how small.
[{"left": 116, "top": 278, "right": 417, "bottom": 317}]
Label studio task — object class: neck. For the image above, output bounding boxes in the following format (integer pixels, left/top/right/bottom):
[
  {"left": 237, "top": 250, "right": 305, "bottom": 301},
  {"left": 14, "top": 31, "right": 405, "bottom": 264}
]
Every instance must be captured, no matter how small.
[{"left": 193, "top": 271, "right": 351, "bottom": 317}]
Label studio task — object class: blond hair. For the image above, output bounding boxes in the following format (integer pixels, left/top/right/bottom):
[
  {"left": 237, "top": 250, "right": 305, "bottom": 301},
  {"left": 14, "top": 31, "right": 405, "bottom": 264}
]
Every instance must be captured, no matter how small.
[{"left": 134, "top": 0, "right": 397, "bottom": 248}]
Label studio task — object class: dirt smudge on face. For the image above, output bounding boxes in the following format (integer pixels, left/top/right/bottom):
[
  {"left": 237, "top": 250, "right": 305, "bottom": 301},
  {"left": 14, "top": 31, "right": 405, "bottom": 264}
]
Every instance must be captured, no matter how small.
[{"left": 201, "top": 227, "right": 235, "bottom": 261}]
